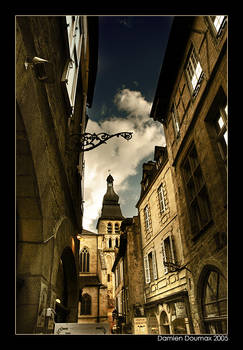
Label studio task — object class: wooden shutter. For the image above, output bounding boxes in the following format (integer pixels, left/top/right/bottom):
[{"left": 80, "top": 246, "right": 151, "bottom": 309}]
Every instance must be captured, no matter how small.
[
  {"left": 161, "top": 240, "right": 168, "bottom": 274},
  {"left": 144, "top": 255, "right": 150, "bottom": 284},
  {"left": 169, "top": 235, "right": 176, "bottom": 264},
  {"left": 152, "top": 250, "right": 158, "bottom": 280}
]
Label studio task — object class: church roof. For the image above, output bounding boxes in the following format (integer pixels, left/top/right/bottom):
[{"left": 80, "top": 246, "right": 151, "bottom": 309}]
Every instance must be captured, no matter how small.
[
  {"left": 96, "top": 175, "right": 124, "bottom": 228},
  {"left": 82, "top": 228, "right": 97, "bottom": 235}
]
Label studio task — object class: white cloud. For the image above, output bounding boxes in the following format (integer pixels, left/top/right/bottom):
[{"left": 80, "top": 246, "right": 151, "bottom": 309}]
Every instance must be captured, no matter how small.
[{"left": 83, "top": 88, "right": 166, "bottom": 232}]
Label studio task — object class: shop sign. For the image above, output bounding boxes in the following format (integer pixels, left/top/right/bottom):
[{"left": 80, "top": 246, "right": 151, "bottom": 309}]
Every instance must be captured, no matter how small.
[
  {"left": 54, "top": 323, "right": 110, "bottom": 335},
  {"left": 133, "top": 317, "right": 148, "bottom": 334},
  {"left": 175, "top": 301, "right": 187, "bottom": 318}
]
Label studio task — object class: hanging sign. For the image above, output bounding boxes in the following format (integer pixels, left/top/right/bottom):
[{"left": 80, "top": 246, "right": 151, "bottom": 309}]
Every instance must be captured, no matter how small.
[
  {"left": 133, "top": 317, "right": 148, "bottom": 334},
  {"left": 175, "top": 301, "right": 187, "bottom": 318}
]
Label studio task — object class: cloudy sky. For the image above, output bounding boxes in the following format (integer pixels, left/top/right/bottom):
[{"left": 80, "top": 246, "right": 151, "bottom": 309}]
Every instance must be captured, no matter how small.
[{"left": 83, "top": 16, "right": 173, "bottom": 232}]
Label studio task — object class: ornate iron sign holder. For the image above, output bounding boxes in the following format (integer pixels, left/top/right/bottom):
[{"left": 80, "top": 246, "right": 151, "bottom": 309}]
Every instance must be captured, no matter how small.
[{"left": 71, "top": 131, "right": 133, "bottom": 152}]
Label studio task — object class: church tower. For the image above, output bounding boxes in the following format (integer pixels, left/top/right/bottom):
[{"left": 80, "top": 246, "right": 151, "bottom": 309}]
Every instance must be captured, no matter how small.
[{"left": 96, "top": 174, "right": 124, "bottom": 324}]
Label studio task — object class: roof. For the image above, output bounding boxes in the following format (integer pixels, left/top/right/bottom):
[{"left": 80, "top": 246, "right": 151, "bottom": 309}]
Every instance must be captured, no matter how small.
[
  {"left": 80, "top": 275, "right": 101, "bottom": 289},
  {"left": 96, "top": 175, "right": 124, "bottom": 228},
  {"left": 82, "top": 228, "right": 97, "bottom": 235},
  {"left": 150, "top": 16, "right": 195, "bottom": 123},
  {"left": 136, "top": 147, "right": 168, "bottom": 208}
]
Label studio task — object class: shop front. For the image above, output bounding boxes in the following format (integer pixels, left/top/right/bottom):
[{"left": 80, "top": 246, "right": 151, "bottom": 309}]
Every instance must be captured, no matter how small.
[{"left": 145, "top": 292, "right": 193, "bottom": 334}]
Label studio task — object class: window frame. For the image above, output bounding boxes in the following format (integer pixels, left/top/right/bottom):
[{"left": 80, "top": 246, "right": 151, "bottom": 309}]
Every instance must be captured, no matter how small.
[
  {"left": 80, "top": 293, "right": 92, "bottom": 315},
  {"left": 115, "top": 223, "right": 120, "bottom": 234},
  {"left": 214, "top": 104, "right": 228, "bottom": 165},
  {"left": 185, "top": 46, "right": 204, "bottom": 98},
  {"left": 181, "top": 143, "right": 212, "bottom": 238},
  {"left": 80, "top": 247, "right": 90, "bottom": 273},
  {"left": 171, "top": 104, "right": 180, "bottom": 138},
  {"left": 209, "top": 15, "right": 227, "bottom": 37},
  {"left": 161, "top": 235, "right": 176, "bottom": 275},
  {"left": 201, "top": 268, "right": 227, "bottom": 333},
  {"left": 107, "top": 222, "right": 112, "bottom": 234},
  {"left": 205, "top": 87, "right": 228, "bottom": 171},
  {"left": 144, "top": 205, "right": 151, "bottom": 232},
  {"left": 158, "top": 183, "right": 166, "bottom": 214},
  {"left": 61, "top": 16, "right": 83, "bottom": 116},
  {"left": 144, "top": 250, "right": 158, "bottom": 284}
]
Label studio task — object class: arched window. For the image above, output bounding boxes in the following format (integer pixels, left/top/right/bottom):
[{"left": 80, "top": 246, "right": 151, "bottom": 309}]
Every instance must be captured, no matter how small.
[
  {"left": 115, "top": 223, "right": 120, "bottom": 234},
  {"left": 115, "top": 237, "right": 119, "bottom": 247},
  {"left": 80, "top": 247, "right": 90, "bottom": 272},
  {"left": 107, "top": 223, "right": 112, "bottom": 234},
  {"left": 109, "top": 238, "right": 112, "bottom": 248},
  {"left": 80, "top": 293, "right": 91, "bottom": 315},
  {"left": 201, "top": 268, "right": 227, "bottom": 333}
]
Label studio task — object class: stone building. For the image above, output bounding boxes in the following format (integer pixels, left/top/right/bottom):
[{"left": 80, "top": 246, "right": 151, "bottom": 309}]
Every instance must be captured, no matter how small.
[
  {"left": 96, "top": 174, "right": 124, "bottom": 314},
  {"left": 150, "top": 16, "right": 227, "bottom": 334},
  {"left": 112, "top": 216, "right": 145, "bottom": 334},
  {"left": 78, "top": 174, "right": 124, "bottom": 332},
  {"left": 78, "top": 229, "right": 108, "bottom": 325},
  {"left": 16, "top": 16, "right": 98, "bottom": 333},
  {"left": 136, "top": 146, "right": 191, "bottom": 334}
]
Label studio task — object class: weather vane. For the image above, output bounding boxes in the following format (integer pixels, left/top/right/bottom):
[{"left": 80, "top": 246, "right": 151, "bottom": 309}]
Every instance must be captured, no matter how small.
[{"left": 71, "top": 131, "right": 133, "bottom": 152}]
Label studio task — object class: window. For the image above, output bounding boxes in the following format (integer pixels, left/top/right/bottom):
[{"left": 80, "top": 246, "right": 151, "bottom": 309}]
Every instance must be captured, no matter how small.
[
  {"left": 107, "top": 223, "right": 112, "bottom": 234},
  {"left": 80, "top": 293, "right": 91, "bottom": 315},
  {"left": 80, "top": 247, "right": 90, "bottom": 272},
  {"left": 115, "top": 237, "right": 119, "bottom": 247},
  {"left": 201, "top": 268, "right": 227, "bottom": 333},
  {"left": 144, "top": 250, "right": 157, "bottom": 284},
  {"left": 171, "top": 105, "right": 180, "bottom": 138},
  {"left": 62, "top": 16, "right": 83, "bottom": 115},
  {"left": 205, "top": 87, "right": 227, "bottom": 170},
  {"left": 115, "top": 223, "right": 120, "bottom": 234},
  {"left": 144, "top": 205, "right": 151, "bottom": 231},
  {"left": 214, "top": 104, "right": 228, "bottom": 165},
  {"left": 182, "top": 144, "right": 212, "bottom": 237},
  {"left": 186, "top": 47, "right": 203, "bottom": 96},
  {"left": 210, "top": 16, "right": 227, "bottom": 36},
  {"left": 108, "top": 238, "right": 112, "bottom": 248},
  {"left": 161, "top": 236, "right": 176, "bottom": 274},
  {"left": 158, "top": 184, "right": 166, "bottom": 214}
]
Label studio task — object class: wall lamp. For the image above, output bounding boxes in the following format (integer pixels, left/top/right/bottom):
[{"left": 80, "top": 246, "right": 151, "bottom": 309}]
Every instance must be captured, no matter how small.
[{"left": 71, "top": 131, "right": 133, "bottom": 152}]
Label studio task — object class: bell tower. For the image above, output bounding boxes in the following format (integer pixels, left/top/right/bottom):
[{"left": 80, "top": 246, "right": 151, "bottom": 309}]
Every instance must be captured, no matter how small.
[{"left": 96, "top": 174, "right": 124, "bottom": 325}]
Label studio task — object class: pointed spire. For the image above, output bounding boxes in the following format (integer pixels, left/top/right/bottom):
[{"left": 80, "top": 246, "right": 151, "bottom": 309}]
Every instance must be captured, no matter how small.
[{"left": 97, "top": 174, "right": 124, "bottom": 224}]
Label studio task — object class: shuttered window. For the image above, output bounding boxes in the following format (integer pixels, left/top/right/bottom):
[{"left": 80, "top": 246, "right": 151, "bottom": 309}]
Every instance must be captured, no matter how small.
[
  {"left": 161, "top": 236, "right": 176, "bottom": 274},
  {"left": 144, "top": 251, "right": 157, "bottom": 283}
]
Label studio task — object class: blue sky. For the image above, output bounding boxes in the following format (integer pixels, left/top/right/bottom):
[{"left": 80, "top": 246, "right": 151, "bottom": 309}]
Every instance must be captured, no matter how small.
[{"left": 83, "top": 16, "right": 173, "bottom": 232}]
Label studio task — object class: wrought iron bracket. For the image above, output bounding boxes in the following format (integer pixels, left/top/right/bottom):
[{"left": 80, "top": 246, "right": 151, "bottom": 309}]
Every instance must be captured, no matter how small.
[
  {"left": 70, "top": 131, "right": 133, "bottom": 151},
  {"left": 164, "top": 260, "right": 192, "bottom": 273}
]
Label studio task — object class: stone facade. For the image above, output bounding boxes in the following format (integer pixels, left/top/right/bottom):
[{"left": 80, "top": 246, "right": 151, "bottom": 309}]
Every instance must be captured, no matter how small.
[
  {"left": 112, "top": 216, "right": 145, "bottom": 334},
  {"left": 136, "top": 146, "right": 191, "bottom": 334},
  {"left": 16, "top": 16, "right": 98, "bottom": 333},
  {"left": 150, "top": 16, "right": 227, "bottom": 334},
  {"left": 77, "top": 175, "right": 123, "bottom": 332}
]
